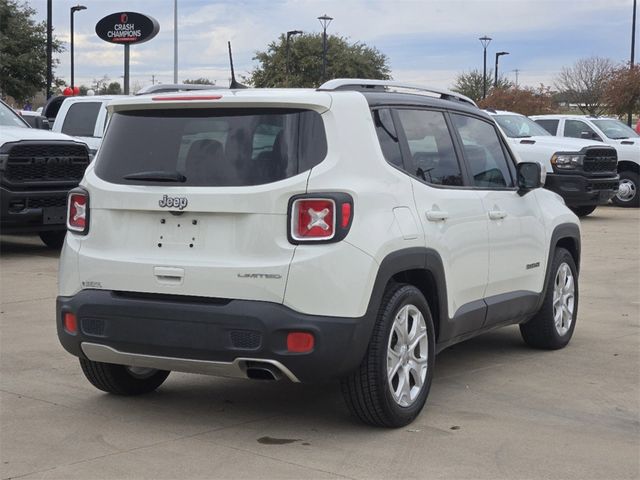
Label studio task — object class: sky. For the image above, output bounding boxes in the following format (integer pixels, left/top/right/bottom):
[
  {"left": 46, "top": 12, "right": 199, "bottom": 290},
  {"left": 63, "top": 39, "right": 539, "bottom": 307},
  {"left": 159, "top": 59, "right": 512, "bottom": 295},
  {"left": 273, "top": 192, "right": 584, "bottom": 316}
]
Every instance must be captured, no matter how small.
[{"left": 29, "top": 0, "right": 638, "bottom": 92}]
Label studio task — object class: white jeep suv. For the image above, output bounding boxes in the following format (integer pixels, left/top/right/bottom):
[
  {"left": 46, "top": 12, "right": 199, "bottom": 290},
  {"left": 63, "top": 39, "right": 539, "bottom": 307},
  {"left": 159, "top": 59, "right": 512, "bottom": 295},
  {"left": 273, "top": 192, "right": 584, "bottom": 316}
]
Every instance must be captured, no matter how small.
[
  {"left": 532, "top": 114, "right": 639, "bottom": 208},
  {"left": 57, "top": 80, "right": 581, "bottom": 427}
]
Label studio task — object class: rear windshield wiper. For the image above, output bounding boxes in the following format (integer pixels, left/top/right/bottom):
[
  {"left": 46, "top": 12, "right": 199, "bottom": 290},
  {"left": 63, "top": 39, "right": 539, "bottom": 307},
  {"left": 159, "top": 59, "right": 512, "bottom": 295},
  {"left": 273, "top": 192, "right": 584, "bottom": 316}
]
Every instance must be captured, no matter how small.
[{"left": 123, "top": 171, "right": 187, "bottom": 182}]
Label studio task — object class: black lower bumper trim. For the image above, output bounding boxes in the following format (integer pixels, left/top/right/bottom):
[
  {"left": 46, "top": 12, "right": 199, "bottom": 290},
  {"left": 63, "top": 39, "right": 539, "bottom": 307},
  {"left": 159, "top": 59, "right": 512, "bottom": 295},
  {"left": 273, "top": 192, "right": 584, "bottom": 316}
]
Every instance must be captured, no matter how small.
[
  {"left": 57, "top": 290, "right": 374, "bottom": 383},
  {"left": 545, "top": 173, "right": 619, "bottom": 207}
]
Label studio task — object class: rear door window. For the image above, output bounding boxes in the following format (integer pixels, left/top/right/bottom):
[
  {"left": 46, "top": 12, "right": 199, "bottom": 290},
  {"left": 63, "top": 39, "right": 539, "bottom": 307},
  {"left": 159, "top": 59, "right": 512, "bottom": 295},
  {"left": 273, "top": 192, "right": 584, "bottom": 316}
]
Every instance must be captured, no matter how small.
[
  {"left": 534, "top": 119, "right": 559, "bottom": 135},
  {"left": 395, "top": 109, "right": 464, "bottom": 186},
  {"left": 564, "top": 119, "right": 600, "bottom": 141},
  {"left": 95, "top": 108, "right": 327, "bottom": 186},
  {"left": 61, "top": 102, "right": 101, "bottom": 137}
]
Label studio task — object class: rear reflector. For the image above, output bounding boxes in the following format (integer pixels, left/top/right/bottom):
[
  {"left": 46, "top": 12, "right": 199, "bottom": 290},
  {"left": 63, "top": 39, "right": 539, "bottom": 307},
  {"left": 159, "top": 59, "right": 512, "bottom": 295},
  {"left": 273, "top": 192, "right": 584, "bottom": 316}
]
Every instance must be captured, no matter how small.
[
  {"left": 152, "top": 95, "right": 222, "bottom": 101},
  {"left": 63, "top": 313, "right": 78, "bottom": 334},
  {"left": 67, "top": 190, "right": 89, "bottom": 234},
  {"left": 287, "top": 332, "right": 315, "bottom": 353},
  {"left": 291, "top": 198, "right": 335, "bottom": 241},
  {"left": 341, "top": 203, "right": 352, "bottom": 228}
]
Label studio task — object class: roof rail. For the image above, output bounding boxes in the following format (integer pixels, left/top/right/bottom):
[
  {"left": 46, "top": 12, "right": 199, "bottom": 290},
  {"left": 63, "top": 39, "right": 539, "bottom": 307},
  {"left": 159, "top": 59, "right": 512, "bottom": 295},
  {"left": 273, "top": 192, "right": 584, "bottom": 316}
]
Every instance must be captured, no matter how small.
[{"left": 317, "top": 79, "right": 477, "bottom": 107}]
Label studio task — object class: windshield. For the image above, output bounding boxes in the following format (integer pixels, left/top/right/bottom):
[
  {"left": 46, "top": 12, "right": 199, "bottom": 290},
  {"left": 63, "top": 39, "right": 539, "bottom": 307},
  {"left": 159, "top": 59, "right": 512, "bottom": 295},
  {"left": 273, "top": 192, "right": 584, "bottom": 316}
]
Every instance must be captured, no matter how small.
[
  {"left": 0, "top": 101, "right": 28, "bottom": 128},
  {"left": 96, "top": 108, "right": 327, "bottom": 187},
  {"left": 591, "top": 119, "right": 639, "bottom": 139},
  {"left": 493, "top": 114, "right": 550, "bottom": 138}
]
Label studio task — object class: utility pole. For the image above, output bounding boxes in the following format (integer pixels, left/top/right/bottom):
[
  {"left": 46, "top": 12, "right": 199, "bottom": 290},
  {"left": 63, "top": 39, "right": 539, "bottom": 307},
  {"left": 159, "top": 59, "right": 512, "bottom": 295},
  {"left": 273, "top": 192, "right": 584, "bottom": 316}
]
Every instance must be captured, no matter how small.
[
  {"left": 628, "top": 0, "right": 637, "bottom": 126},
  {"left": 70, "top": 5, "right": 87, "bottom": 90},
  {"left": 173, "top": 0, "right": 178, "bottom": 83},
  {"left": 479, "top": 36, "right": 492, "bottom": 99},
  {"left": 151, "top": 75, "right": 156, "bottom": 85},
  {"left": 513, "top": 69, "right": 520, "bottom": 88}
]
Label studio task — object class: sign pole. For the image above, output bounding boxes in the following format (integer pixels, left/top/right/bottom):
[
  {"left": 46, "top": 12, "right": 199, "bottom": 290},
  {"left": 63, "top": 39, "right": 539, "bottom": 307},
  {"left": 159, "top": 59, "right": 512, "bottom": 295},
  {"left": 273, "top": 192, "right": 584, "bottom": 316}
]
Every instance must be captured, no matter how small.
[{"left": 124, "top": 44, "right": 130, "bottom": 95}]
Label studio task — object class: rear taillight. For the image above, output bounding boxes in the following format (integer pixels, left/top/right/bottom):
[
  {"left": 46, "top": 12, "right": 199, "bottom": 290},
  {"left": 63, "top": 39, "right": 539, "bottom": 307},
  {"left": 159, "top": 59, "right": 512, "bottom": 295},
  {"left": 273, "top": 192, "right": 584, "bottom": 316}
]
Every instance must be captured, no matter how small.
[
  {"left": 288, "top": 193, "right": 353, "bottom": 244},
  {"left": 67, "top": 188, "right": 89, "bottom": 234}
]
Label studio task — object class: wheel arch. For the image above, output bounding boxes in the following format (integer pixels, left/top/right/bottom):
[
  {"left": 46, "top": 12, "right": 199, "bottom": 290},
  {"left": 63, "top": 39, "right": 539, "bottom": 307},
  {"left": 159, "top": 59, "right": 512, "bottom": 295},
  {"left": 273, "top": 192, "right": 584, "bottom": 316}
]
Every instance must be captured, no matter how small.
[
  {"left": 617, "top": 160, "right": 639, "bottom": 175},
  {"left": 365, "top": 248, "right": 448, "bottom": 344}
]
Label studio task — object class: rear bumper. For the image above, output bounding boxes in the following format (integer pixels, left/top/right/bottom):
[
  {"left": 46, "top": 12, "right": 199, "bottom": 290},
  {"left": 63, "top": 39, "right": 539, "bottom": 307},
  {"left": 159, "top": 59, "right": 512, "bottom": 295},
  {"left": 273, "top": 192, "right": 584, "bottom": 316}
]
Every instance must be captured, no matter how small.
[
  {"left": 544, "top": 173, "right": 619, "bottom": 207},
  {"left": 56, "top": 290, "right": 374, "bottom": 383},
  {"left": 1, "top": 186, "right": 68, "bottom": 233}
]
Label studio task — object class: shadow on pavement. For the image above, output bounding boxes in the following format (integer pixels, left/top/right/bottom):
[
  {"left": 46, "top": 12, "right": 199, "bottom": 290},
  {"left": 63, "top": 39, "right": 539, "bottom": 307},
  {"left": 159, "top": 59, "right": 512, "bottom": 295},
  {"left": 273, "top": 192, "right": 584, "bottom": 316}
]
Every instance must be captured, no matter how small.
[{"left": 0, "top": 234, "right": 60, "bottom": 257}]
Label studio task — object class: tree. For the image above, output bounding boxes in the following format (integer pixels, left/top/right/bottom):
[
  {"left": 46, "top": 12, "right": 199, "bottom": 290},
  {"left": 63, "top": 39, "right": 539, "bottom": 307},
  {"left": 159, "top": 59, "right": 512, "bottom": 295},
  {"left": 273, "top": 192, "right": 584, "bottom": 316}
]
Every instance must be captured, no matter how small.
[
  {"left": 105, "top": 82, "right": 122, "bottom": 95},
  {"left": 451, "top": 69, "right": 511, "bottom": 103},
  {"left": 602, "top": 64, "right": 640, "bottom": 118},
  {"left": 478, "top": 85, "right": 556, "bottom": 115},
  {"left": 0, "top": 0, "right": 64, "bottom": 103},
  {"left": 184, "top": 78, "right": 215, "bottom": 85},
  {"left": 248, "top": 33, "right": 391, "bottom": 88},
  {"left": 555, "top": 56, "right": 616, "bottom": 116}
]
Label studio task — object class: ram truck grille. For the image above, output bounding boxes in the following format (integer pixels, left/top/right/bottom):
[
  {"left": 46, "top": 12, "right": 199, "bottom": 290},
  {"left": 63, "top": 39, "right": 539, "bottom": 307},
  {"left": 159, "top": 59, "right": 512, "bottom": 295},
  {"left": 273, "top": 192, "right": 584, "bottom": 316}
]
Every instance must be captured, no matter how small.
[
  {"left": 583, "top": 148, "right": 618, "bottom": 174},
  {"left": 3, "top": 143, "right": 89, "bottom": 184}
]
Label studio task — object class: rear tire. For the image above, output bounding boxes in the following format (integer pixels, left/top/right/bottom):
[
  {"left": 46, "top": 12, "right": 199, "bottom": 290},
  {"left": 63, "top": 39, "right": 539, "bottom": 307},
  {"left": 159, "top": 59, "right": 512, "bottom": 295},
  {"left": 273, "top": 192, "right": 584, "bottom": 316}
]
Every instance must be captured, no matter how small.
[
  {"left": 39, "top": 231, "right": 66, "bottom": 249},
  {"left": 612, "top": 170, "right": 639, "bottom": 207},
  {"left": 520, "top": 247, "right": 578, "bottom": 350},
  {"left": 570, "top": 205, "right": 597, "bottom": 217},
  {"left": 341, "top": 284, "right": 435, "bottom": 427},
  {"left": 79, "top": 358, "right": 170, "bottom": 395}
]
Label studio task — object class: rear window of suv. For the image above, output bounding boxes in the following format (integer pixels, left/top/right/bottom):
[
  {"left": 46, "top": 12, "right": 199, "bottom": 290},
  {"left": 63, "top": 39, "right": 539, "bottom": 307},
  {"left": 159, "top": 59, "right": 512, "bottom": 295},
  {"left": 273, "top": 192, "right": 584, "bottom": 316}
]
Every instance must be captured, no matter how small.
[{"left": 95, "top": 108, "right": 327, "bottom": 186}]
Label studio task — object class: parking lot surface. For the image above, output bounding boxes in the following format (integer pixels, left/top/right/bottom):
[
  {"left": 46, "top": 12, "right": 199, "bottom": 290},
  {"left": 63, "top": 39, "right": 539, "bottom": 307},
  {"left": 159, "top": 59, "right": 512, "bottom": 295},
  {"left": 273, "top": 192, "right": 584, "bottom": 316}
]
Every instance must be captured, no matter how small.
[{"left": 1, "top": 207, "right": 639, "bottom": 480}]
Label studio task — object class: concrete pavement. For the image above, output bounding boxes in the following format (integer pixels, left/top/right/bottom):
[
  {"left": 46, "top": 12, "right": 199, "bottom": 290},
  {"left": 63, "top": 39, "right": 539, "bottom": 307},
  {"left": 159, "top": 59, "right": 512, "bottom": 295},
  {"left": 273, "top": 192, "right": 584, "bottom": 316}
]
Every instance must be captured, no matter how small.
[{"left": 1, "top": 207, "right": 638, "bottom": 479}]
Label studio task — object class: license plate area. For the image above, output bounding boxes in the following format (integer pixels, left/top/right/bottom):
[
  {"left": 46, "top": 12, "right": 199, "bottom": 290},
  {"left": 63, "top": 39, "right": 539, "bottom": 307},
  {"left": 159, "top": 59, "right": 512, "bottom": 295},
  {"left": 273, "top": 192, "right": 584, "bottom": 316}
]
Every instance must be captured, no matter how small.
[
  {"left": 156, "top": 214, "right": 201, "bottom": 250},
  {"left": 43, "top": 206, "right": 66, "bottom": 225}
]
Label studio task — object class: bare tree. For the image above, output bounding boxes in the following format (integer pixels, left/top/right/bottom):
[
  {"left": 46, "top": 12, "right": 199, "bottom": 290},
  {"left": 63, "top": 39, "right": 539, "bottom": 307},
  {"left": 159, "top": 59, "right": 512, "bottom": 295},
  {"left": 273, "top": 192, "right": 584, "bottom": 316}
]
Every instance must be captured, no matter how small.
[
  {"left": 452, "top": 69, "right": 511, "bottom": 103},
  {"left": 555, "top": 57, "right": 616, "bottom": 115}
]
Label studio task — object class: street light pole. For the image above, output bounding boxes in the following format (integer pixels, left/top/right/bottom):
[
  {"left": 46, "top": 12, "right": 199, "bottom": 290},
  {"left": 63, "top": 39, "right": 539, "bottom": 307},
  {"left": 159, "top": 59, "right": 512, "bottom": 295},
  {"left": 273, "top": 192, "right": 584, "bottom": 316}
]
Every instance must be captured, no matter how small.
[
  {"left": 286, "top": 30, "right": 303, "bottom": 87},
  {"left": 70, "top": 5, "right": 86, "bottom": 90},
  {"left": 46, "top": 0, "right": 52, "bottom": 98},
  {"left": 173, "top": 0, "right": 178, "bottom": 83},
  {"left": 494, "top": 51, "right": 509, "bottom": 88},
  {"left": 628, "top": 0, "right": 637, "bottom": 126},
  {"left": 318, "top": 14, "right": 333, "bottom": 82},
  {"left": 479, "top": 35, "right": 492, "bottom": 99}
]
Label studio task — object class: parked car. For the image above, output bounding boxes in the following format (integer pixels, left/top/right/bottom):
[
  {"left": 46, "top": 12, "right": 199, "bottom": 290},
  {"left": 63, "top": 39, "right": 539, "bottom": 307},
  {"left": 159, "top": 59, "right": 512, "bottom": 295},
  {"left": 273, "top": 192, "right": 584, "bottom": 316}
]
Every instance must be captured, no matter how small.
[
  {"left": 0, "top": 99, "right": 90, "bottom": 248},
  {"left": 532, "top": 115, "right": 639, "bottom": 208},
  {"left": 57, "top": 80, "right": 581, "bottom": 427},
  {"left": 486, "top": 110, "right": 619, "bottom": 217}
]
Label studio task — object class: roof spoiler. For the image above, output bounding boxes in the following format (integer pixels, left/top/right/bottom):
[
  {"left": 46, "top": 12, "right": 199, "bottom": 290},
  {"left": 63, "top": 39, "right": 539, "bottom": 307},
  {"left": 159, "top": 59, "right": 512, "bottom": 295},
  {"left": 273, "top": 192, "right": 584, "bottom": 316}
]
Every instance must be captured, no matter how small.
[{"left": 317, "top": 79, "right": 477, "bottom": 107}]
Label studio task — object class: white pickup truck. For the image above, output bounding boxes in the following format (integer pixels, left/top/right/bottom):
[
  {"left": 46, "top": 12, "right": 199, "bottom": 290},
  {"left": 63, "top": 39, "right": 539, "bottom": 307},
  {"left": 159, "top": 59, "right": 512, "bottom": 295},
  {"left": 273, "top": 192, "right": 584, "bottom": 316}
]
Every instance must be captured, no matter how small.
[
  {"left": 487, "top": 110, "right": 619, "bottom": 217},
  {"left": 531, "top": 115, "right": 639, "bottom": 208}
]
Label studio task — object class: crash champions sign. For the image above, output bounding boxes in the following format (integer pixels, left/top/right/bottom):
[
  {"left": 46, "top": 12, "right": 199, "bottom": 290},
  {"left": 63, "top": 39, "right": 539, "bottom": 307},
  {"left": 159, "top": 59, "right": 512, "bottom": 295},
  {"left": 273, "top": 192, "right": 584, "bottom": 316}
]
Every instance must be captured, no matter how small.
[{"left": 95, "top": 12, "right": 159, "bottom": 45}]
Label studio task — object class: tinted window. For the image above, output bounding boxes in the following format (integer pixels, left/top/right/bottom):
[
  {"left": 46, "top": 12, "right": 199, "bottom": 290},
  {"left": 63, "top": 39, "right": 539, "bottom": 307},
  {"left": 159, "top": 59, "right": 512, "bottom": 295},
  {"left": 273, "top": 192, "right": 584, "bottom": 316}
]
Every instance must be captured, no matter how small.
[
  {"left": 396, "top": 109, "right": 463, "bottom": 186},
  {"left": 62, "top": 102, "right": 101, "bottom": 136},
  {"left": 451, "top": 114, "right": 514, "bottom": 188},
  {"left": 96, "top": 108, "right": 327, "bottom": 187},
  {"left": 373, "top": 109, "right": 403, "bottom": 168},
  {"left": 534, "top": 119, "right": 559, "bottom": 135},
  {"left": 564, "top": 119, "right": 599, "bottom": 140}
]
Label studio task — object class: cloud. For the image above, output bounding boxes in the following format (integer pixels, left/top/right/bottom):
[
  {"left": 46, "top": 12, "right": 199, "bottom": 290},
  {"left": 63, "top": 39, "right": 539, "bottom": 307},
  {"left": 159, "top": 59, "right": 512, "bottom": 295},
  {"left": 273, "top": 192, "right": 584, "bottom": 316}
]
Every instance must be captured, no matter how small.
[{"left": 32, "top": 0, "right": 634, "bottom": 89}]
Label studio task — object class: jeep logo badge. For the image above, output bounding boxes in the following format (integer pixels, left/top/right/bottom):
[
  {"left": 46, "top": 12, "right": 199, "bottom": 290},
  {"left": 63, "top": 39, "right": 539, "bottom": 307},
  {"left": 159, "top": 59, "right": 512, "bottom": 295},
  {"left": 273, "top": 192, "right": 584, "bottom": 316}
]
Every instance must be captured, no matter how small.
[{"left": 159, "top": 195, "right": 188, "bottom": 210}]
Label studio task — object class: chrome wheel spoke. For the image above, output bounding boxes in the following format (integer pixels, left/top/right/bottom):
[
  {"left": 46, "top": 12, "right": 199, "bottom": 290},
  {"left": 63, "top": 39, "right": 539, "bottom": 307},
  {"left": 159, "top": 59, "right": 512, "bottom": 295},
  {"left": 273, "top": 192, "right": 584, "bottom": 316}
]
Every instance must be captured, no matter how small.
[
  {"left": 552, "top": 262, "right": 576, "bottom": 336},
  {"left": 387, "top": 304, "right": 429, "bottom": 407}
]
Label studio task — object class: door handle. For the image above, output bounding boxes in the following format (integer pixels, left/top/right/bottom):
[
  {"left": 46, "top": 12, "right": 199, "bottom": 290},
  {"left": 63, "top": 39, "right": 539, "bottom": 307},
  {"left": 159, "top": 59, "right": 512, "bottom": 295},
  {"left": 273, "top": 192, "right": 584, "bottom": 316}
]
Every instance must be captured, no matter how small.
[
  {"left": 154, "top": 266, "right": 184, "bottom": 285},
  {"left": 426, "top": 210, "right": 449, "bottom": 222},
  {"left": 488, "top": 210, "right": 507, "bottom": 220}
]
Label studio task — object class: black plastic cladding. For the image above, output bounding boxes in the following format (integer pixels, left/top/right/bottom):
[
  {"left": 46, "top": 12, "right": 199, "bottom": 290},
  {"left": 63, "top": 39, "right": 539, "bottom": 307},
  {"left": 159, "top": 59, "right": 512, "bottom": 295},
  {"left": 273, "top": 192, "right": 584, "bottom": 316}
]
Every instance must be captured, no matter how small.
[{"left": 287, "top": 192, "right": 354, "bottom": 245}]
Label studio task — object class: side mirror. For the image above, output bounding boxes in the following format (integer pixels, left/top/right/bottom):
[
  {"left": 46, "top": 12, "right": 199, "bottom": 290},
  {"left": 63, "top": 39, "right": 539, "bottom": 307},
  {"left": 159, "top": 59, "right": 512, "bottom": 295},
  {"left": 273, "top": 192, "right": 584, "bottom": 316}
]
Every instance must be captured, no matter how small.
[
  {"left": 517, "top": 162, "right": 544, "bottom": 194},
  {"left": 581, "top": 131, "right": 601, "bottom": 141},
  {"left": 34, "top": 116, "right": 50, "bottom": 130}
]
